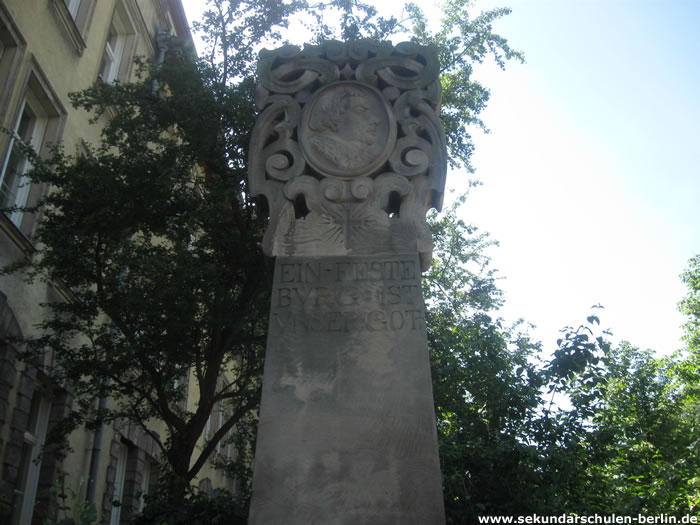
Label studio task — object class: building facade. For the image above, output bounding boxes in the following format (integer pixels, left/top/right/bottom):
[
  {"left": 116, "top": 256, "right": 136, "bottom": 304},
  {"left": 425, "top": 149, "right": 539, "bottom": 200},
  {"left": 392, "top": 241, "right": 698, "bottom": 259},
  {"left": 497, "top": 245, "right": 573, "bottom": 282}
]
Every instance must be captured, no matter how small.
[{"left": 0, "top": 2, "right": 235, "bottom": 523}]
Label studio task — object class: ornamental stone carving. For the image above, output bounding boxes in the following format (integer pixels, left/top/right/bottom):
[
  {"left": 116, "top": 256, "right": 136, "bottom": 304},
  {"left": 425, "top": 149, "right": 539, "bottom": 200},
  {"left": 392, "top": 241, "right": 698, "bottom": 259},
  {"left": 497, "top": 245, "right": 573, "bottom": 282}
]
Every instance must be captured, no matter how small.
[{"left": 249, "top": 40, "right": 447, "bottom": 270}]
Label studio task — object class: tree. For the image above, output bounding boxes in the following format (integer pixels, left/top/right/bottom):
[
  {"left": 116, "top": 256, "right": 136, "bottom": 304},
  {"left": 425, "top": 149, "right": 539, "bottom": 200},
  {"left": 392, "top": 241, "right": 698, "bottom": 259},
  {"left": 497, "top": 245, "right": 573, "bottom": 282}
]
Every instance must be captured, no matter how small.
[
  {"left": 7, "top": 51, "right": 270, "bottom": 505},
  {"left": 679, "top": 254, "right": 700, "bottom": 397},
  {"left": 8, "top": 1, "right": 697, "bottom": 520},
  {"left": 424, "top": 195, "right": 546, "bottom": 520},
  {"left": 2, "top": 0, "right": 525, "bottom": 517},
  {"left": 410, "top": 0, "right": 523, "bottom": 170},
  {"left": 563, "top": 259, "right": 700, "bottom": 515},
  {"left": 425, "top": 214, "right": 700, "bottom": 520},
  {"left": 677, "top": 254, "right": 700, "bottom": 511},
  {"left": 423, "top": 197, "right": 604, "bottom": 520},
  {"left": 582, "top": 343, "right": 699, "bottom": 515}
]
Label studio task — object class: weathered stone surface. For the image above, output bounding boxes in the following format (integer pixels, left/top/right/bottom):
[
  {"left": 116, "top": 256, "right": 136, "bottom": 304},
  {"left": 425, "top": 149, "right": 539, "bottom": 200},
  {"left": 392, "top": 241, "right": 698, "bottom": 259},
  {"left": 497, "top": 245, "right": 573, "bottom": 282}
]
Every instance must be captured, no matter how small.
[
  {"left": 248, "top": 255, "right": 445, "bottom": 524},
  {"left": 248, "top": 39, "right": 446, "bottom": 524},
  {"left": 248, "top": 40, "right": 447, "bottom": 271}
]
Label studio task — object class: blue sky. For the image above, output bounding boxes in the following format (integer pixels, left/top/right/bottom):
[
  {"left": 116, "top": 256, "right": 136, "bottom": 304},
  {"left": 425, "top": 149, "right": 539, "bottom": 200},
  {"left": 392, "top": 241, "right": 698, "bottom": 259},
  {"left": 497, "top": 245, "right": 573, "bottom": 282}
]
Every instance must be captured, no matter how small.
[
  {"left": 182, "top": 0, "right": 700, "bottom": 355},
  {"left": 461, "top": 0, "right": 700, "bottom": 354}
]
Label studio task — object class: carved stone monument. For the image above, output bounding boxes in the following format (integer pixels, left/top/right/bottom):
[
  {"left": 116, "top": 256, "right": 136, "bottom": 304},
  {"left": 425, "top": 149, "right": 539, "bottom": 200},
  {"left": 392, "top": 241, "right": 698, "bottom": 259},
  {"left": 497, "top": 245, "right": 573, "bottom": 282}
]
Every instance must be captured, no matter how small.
[{"left": 248, "top": 40, "right": 447, "bottom": 524}]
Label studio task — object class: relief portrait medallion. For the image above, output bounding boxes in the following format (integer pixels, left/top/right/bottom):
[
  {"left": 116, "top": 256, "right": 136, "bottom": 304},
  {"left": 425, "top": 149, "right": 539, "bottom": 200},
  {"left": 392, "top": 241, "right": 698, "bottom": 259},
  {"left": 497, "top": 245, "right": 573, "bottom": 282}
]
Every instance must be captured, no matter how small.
[{"left": 298, "top": 81, "right": 397, "bottom": 179}]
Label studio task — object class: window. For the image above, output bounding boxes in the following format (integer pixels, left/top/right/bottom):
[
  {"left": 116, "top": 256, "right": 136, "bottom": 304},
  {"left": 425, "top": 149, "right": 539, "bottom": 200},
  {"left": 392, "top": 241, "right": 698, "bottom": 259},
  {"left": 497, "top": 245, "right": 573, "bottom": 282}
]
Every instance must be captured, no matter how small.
[
  {"left": 99, "top": 22, "right": 124, "bottom": 82},
  {"left": 11, "top": 393, "right": 50, "bottom": 525},
  {"left": 166, "top": 10, "right": 177, "bottom": 36},
  {"left": 0, "top": 69, "right": 64, "bottom": 232},
  {"left": 0, "top": 5, "right": 26, "bottom": 122},
  {"left": 109, "top": 442, "right": 128, "bottom": 525},
  {"left": 105, "top": 426, "right": 160, "bottom": 523},
  {"left": 99, "top": 2, "right": 135, "bottom": 83},
  {"left": 0, "top": 92, "right": 48, "bottom": 226},
  {"left": 215, "top": 408, "right": 224, "bottom": 454},
  {"left": 138, "top": 461, "right": 151, "bottom": 512},
  {"left": 51, "top": 0, "right": 96, "bottom": 53},
  {"left": 63, "top": 0, "right": 81, "bottom": 18}
]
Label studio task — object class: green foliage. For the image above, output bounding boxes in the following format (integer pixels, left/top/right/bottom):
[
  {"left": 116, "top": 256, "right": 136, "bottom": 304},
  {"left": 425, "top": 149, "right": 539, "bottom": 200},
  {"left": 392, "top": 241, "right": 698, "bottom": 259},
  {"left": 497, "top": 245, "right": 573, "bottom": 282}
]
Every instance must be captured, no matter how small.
[
  {"left": 9, "top": 50, "right": 271, "bottom": 501},
  {"left": 3, "top": 0, "right": 697, "bottom": 519},
  {"left": 426, "top": 206, "right": 700, "bottom": 521},
  {"left": 10, "top": 0, "right": 696, "bottom": 519},
  {"left": 2, "top": 0, "right": 526, "bottom": 512},
  {"left": 585, "top": 345, "right": 698, "bottom": 514},
  {"left": 680, "top": 254, "right": 700, "bottom": 351},
  {"left": 43, "top": 474, "right": 97, "bottom": 525},
  {"left": 679, "top": 255, "right": 700, "bottom": 399},
  {"left": 677, "top": 254, "right": 700, "bottom": 512},
  {"left": 209, "top": 413, "right": 258, "bottom": 505},
  {"left": 298, "top": 0, "right": 403, "bottom": 42},
  {"left": 409, "top": 0, "right": 525, "bottom": 170},
  {"left": 6, "top": 0, "right": 698, "bottom": 519},
  {"left": 132, "top": 486, "right": 247, "bottom": 525},
  {"left": 425, "top": 196, "right": 543, "bottom": 519}
]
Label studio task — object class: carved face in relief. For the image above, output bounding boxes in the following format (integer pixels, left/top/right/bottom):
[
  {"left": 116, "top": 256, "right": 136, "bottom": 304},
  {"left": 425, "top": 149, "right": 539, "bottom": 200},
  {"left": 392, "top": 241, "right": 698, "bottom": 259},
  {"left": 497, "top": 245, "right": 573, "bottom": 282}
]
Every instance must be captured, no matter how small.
[{"left": 299, "top": 82, "right": 396, "bottom": 179}]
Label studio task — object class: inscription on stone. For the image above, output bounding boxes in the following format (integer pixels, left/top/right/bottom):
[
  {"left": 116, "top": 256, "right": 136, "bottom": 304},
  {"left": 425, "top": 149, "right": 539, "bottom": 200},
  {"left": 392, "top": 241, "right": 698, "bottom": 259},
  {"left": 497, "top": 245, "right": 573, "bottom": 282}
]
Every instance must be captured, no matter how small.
[
  {"left": 249, "top": 254, "right": 445, "bottom": 524},
  {"left": 272, "top": 259, "right": 425, "bottom": 334}
]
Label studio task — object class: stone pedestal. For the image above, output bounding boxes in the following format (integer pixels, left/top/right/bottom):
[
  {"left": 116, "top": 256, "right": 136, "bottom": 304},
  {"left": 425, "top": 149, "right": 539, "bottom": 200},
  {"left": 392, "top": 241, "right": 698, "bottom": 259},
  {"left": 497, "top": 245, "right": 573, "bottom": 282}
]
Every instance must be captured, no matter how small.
[
  {"left": 247, "top": 40, "right": 447, "bottom": 524},
  {"left": 248, "top": 255, "right": 445, "bottom": 524}
]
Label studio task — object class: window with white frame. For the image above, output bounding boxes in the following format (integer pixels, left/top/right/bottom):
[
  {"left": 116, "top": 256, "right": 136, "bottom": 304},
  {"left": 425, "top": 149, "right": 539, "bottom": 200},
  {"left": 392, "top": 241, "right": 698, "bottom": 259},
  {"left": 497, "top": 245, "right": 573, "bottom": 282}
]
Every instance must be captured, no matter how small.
[
  {"left": 215, "top": 407, "right": 224, "bottom": 454},
  {"left": 52, "top": 0, "right": 96, "bottom": 53},
  {"left": 0, "top": 91, "right": 48, "bottom": 227},
  {"left": 225, "top": 424, "right": 237, "bottom": 461},
  {"left": 0, "top": 6, "right": 26, "bottom": 122},
  {"left": 109, "top": 442, "right": 129, "bottom": 525},
  {"left": 166, "top": 10, "right": 177, "bottom": 36},
  {"left": 11, "top": 393, "right": 51, "bottom": 525},
  {"left": 138, "top": 460, "right": 151, "bottom": 512},
  {"left": 0, "top": 68, "right": 64, "bottom": 232},
  {"left": 63, "top": 0, "right": 81, "bottom": 19},
  {"left": 98, "top": 2, "right": 135, "bottom": 83}
]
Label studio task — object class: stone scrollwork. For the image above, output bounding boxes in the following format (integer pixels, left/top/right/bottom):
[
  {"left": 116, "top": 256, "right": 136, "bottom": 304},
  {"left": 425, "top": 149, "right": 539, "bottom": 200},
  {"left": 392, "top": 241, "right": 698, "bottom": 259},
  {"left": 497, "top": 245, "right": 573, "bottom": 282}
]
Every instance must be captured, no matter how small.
[{"left": 249, "top": 40, "right": 447, "bottom": 270}]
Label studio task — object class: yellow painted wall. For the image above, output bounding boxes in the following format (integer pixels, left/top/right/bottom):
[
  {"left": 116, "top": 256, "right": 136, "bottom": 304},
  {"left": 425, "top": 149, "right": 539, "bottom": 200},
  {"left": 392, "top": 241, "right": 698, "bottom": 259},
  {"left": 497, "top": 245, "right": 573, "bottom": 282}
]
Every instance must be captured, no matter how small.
[{"left": 0, "top": 1, "right": 237, "bottom": 523}]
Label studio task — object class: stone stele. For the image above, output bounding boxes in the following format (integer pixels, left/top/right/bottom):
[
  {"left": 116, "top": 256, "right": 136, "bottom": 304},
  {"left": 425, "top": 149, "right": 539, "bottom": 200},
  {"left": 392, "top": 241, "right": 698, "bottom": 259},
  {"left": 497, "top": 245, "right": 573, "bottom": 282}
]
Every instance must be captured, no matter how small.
[{"left": 248, "top": 40, "right": 447, "bottom": 524}]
